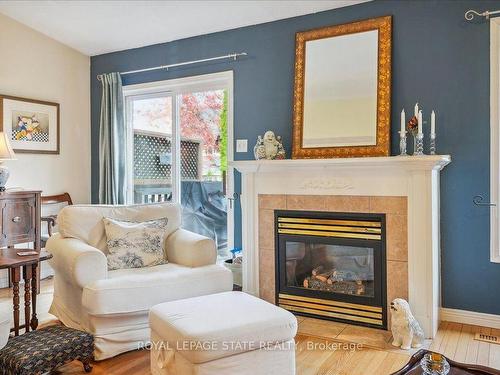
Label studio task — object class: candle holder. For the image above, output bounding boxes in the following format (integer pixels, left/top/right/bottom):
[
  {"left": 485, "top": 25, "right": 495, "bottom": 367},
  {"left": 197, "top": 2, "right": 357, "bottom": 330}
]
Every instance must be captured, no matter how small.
[
  {"left": 399, "top": 131, "right": 407, "bottom": 156},
  {"left": 414, "top": 133, "right": 424, "bottom": 155},
  {"left": 430, "top": 134, "right": 436, "bottom": 155}
]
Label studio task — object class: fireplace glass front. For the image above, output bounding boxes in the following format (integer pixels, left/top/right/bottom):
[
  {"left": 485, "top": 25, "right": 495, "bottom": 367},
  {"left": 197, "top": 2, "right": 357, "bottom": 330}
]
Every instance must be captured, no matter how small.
[{"left": 284, "top": 241, "right": 375, "bottom": 298}]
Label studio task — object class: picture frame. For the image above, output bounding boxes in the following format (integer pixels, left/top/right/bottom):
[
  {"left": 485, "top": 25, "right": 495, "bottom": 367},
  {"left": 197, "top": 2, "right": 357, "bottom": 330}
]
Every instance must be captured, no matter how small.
[{"left": 0, "top": 95, "right": 60, "bottom": 154}]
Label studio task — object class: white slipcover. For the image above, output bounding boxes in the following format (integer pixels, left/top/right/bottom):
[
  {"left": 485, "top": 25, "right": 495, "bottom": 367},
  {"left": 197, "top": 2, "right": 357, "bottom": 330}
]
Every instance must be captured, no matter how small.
[
  {"left": 47, "top": 203, "right": 233, "bottom": 360},
  {"left": 149, "top": 292, "right": 297, "bottom": 375}
]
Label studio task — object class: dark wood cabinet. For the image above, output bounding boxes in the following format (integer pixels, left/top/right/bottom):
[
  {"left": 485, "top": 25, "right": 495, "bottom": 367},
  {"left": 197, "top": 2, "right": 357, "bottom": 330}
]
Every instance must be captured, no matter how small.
[
  {"left": 0, "top": 192, "right": 39, "bottom": 247},
  {"left": 0, "top": 191, "right": 42, "bottom": 279},
  {"left": 0, "top": 190, "right": 43, "bottom": 336}
]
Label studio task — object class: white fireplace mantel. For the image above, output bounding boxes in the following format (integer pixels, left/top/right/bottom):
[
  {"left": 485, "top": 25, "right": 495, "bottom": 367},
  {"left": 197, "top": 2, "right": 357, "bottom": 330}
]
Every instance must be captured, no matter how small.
[
  {"left": 230, "top": 155, "right": 451, "bottom": 338},
  {"left": 231, "top": 155, "right": 450, "bottom": 173}
]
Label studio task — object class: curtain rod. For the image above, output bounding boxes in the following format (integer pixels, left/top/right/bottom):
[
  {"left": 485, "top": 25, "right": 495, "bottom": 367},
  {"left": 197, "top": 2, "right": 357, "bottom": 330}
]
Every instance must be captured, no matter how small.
[
  {"left": 465, "top": 9, "right": 500, "bottom": 20},
  {"left": 97, "top": 52, "right": 247, "bottom": 80}
]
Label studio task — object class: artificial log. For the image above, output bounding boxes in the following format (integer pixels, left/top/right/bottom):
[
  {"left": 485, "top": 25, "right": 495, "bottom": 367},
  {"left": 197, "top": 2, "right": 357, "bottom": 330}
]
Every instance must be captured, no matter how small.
[
  {"left": 303, "top": 276, "right": 366, "bottom": 295},
  {"left": 311, "top": 266, "right": 325, "bottom": 276},
  {"left": 327, "top": 269, "right": 361, "bottom": 285},
  {"left": 314, "top": 272, "right": 332, "bottom": 283}
]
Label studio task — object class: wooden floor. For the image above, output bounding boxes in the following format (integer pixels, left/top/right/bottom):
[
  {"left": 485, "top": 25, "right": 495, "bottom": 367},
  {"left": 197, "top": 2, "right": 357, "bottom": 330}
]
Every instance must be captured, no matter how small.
[{"left": 1, "top": 279, "right": 499, "bottom": 374}]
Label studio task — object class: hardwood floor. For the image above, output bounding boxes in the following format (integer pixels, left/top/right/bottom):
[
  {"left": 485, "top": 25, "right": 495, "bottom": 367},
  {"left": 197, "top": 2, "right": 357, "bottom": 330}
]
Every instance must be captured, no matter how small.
[{"left": 1, "top": 279, "right": 499, "bottom": 374}]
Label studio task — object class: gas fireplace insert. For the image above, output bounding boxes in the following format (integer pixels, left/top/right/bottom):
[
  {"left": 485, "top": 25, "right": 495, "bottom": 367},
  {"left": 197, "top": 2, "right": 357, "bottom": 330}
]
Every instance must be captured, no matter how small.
[{"left": 275, "top": 210, "right": 387, "bottom": 329}]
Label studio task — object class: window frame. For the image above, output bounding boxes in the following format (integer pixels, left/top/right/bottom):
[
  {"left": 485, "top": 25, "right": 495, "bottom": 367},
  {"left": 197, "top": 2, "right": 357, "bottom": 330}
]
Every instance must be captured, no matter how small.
[
  {"left": 122, "top": 71, "right": 235, "bottom": 251},
  {"left": 490, "top": 18, "right": 500, "bottom": 263}
]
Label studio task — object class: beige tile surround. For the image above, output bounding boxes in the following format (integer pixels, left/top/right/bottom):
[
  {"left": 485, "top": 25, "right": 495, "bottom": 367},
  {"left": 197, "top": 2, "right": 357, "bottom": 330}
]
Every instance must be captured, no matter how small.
[{"left": 258, "top": 194, "right": 408, "bottom": 329}]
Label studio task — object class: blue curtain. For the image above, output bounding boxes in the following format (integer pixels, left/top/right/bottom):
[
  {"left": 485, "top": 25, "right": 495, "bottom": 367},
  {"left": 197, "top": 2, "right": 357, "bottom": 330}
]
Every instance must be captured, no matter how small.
[{"left": 98, "top": 72, "right": 126, "bottom": 204}]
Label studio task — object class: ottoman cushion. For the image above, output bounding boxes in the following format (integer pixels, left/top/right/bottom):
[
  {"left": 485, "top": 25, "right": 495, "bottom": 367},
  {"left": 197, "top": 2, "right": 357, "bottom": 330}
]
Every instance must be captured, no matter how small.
[
  {"left": 149, "top": 291, "right": 297, "bottom": 364},
  {"left": 0, "top": 325, "right": 93, "bottom": 375}
]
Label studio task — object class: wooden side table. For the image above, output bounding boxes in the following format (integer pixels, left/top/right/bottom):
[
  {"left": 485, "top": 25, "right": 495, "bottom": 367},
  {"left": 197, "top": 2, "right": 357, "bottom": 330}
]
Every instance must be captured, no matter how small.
[
  {"left": 0, "top": 249, "right": 52, "bottom": 336},
  {"left": 0, "top": 190, "right": 43, "bottom": 337}
]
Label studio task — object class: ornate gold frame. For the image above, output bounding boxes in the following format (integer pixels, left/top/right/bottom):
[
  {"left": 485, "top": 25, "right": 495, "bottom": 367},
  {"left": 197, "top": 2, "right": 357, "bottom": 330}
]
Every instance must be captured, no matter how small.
[{"left": 292, "top": 16, "right": 392, "bottom": 159}]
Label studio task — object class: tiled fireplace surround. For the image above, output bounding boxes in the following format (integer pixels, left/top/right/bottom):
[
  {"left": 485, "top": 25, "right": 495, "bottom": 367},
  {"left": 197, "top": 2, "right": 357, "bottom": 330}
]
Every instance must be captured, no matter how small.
[{"left": 258, "top": 194, "right": 408, "bottom": 327}]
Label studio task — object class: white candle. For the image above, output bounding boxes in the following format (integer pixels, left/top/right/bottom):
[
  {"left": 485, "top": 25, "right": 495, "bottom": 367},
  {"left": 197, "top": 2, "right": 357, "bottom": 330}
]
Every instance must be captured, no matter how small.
[
  {"left": 431, "top": 110, "right": 436, "bottom": 136},
  {"left": 414, "top": 102, "right": 419, "bottom": 117},
  {"left": 418, "top": 110, "right": 423, "bottom": 134},
  {"left": 400, "top": 109, "right": 406, "bottom": 134}
]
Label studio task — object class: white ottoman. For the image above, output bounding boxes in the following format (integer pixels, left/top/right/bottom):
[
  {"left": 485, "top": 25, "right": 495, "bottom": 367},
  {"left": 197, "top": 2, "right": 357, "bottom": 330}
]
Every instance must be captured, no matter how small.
[{"left": 149, "top": 291, "right": 297, "bottom": 375}]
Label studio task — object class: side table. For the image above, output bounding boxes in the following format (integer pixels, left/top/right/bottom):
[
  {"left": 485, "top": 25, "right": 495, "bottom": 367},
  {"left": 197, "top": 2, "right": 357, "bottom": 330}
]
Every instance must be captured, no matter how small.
[{"left": 0, "top": 249, "right": 52, "bottom": 336}]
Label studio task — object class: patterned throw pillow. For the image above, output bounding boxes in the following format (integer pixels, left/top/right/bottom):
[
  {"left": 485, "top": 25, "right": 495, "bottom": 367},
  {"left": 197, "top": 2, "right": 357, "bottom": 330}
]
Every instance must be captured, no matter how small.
[{"left": 103, "top": 217, "right": 169, "bottom": 270}]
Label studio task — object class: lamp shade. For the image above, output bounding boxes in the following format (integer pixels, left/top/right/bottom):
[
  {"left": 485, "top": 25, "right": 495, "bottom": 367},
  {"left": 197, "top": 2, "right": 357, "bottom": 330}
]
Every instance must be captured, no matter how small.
[{"left": 0, "top": 132, "right": 15, "bottom": 161}]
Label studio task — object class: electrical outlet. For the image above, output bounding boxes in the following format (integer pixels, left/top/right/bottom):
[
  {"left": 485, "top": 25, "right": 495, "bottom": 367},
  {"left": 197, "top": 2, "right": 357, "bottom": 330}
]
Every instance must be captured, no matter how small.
[{"left": 236, "top": 139, "right": 248, "bottom": 153}]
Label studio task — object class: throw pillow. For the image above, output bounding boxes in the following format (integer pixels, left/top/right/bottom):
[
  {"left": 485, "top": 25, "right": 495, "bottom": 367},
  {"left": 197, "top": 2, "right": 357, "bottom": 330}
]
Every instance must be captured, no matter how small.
[{"left": 103, "top": 217, "right": 169, "bottom": 270}]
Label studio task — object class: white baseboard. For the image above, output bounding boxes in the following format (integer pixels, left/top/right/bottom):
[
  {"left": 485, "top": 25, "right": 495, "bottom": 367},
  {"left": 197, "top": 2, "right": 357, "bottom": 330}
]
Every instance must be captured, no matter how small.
[{"left": 440, "top": 307, "right": 500, "bottom": 329}]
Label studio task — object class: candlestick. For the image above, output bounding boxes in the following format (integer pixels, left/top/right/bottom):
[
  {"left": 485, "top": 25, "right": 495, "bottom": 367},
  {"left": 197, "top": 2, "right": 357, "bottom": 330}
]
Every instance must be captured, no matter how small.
[
  {"left": 415, "top": 132, "right": 424, "bottom": 155},
  {"left": 400, "top": 109, "right": 406, "bottom": 134},
  {"left": 418, "top": 110, "right": 423, "bottom": 134},
  {"left": 399, "top": 130, "right": 407, "bottom": 156},
  {"left": 430, "top": 134, "right": 436, "bottom": 155},
  {"left": 414, "top": 102, "right": 419, "bottom": 117},
  {"left": 431, "top": 110, "right": 436, "bottom": 136}
]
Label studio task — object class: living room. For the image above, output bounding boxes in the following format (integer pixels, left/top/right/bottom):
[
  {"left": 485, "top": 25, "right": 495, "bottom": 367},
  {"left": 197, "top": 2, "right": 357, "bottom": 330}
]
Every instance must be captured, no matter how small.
[{"left": 0, "top": 0, "right": 498, "bottom": 374}]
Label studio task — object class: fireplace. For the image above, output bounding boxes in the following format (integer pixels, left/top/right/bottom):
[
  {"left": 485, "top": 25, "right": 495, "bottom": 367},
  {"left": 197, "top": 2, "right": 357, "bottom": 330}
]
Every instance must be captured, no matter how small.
[{"left": 275, "top": 210, "right": 387, "bottom": 329}]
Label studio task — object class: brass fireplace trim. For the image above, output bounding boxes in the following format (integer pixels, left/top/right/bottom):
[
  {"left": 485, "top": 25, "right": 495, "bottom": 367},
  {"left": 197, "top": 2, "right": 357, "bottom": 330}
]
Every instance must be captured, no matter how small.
[
  {"left": 278, "top": 298, "right": 382, "bottom": 319},
  {"left": 279, "top": 293, "right": 382, "bottom": 313},
  {"left": 278, "top": 217, "right": 381, "bottom": 227},
  {"left": 278, "top": 223, "right": 381, "bottom": 234},
  {"left": 278, "top": 228, "right": 381, "bottom": 240},
  {"left": 277, "top": 216, "right": 382, "bottom": 240},
  {"left": 281, "top": 304, "right": 383, "bottom": 326},
  {"left": 279, "top": 293, "right": 383, "bottom": 326}
]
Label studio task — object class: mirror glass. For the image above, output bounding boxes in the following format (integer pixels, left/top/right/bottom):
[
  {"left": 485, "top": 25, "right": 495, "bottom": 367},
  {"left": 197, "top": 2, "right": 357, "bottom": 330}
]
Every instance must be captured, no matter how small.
[{"left": 302, "top": 30, "right": 379, "bottom": 148}]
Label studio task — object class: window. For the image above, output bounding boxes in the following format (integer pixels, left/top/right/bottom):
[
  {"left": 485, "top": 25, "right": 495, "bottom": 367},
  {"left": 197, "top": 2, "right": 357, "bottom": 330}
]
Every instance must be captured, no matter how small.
[
  {"left": 131, "top": 94, "right": 172, "bottom": 135},
  {"left": 123, "top": 72, "right": 234, "bottom": 258},
  {"left": 490, "top": 19, "right": 500, "bottom": 263}
]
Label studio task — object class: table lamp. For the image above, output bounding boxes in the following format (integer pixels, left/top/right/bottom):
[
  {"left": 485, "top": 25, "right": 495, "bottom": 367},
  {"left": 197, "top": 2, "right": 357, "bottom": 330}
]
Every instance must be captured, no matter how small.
[{"left": 0, "top": 132, "right": 16, "bottom": 192}]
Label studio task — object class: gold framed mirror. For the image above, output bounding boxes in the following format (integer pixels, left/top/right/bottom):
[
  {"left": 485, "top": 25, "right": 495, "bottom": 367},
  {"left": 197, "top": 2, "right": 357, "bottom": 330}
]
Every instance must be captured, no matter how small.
[{"left": 292, "top": 16, "right": 392, "bottom": 159}]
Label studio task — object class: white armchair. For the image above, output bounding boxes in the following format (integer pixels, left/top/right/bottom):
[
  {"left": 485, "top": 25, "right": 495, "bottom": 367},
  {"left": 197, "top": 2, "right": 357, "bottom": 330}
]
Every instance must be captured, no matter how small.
[{"left": 47, "top": 203, "right": 233, "bottom": 360}]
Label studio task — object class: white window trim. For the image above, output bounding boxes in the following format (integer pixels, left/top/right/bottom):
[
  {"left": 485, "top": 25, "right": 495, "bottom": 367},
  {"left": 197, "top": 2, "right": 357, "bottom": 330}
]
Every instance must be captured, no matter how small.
[
  {"left": 122, "top": 71, "right": 235, "bottom": 251},
  {"left": 490, "top": 19, "right": 500, "bottom": 263}
]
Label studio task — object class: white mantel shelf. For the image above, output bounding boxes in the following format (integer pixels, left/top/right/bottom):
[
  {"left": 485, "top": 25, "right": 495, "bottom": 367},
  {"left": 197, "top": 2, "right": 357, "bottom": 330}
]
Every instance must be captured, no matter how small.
[
  {"left": 230, "top": 155, "right": 451, "bottom": 173},
  {"left": 232, "top": 154, "right": 452, "bottom": 339}
]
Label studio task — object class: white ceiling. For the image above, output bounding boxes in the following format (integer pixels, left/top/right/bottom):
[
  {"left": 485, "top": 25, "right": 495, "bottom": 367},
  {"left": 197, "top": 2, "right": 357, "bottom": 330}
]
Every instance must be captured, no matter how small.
[{"left": 0, "top": 0, "right": 370, "bottom": 56}]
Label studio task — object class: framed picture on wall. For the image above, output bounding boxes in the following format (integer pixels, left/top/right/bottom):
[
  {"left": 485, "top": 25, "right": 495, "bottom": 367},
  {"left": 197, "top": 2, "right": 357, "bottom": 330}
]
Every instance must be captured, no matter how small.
[{"left": 0, "top": 95, "right": 60, "bottom": 154}]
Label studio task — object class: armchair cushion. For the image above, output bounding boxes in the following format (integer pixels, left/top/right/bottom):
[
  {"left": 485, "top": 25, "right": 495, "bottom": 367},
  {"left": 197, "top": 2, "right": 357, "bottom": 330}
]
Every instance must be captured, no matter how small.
[
  {"left": 57, "top": 203, "right": 181, "bottom": 253},
  {"left": 82, "top": 263, "right": 233, "bottom": 315},
  {"left": 104, "top": 217, "right": 169, "bottom": 270},
  {"left": 165, "top": 228, "right": 217, "bottom": 267},
  {"left": 46, "top": 233, "right": 108, "bottom": 289}
]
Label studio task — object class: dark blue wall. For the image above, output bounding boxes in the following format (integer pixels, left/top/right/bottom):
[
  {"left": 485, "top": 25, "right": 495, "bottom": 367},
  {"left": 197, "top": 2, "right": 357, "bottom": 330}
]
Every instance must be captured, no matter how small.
[{"left": 91, "top": 0, "right": 500, "bottom": 315}]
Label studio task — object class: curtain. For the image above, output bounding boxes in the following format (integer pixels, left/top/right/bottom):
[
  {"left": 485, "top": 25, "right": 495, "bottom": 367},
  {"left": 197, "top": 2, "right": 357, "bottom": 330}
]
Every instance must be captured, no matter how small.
[{"left": 98, "top": 72, "right": 126, "bottom": 204}]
